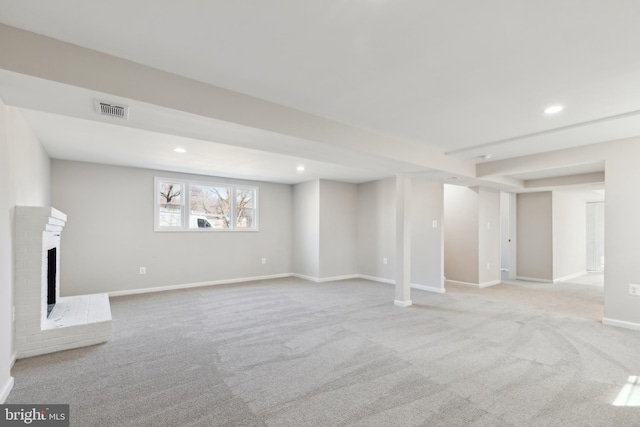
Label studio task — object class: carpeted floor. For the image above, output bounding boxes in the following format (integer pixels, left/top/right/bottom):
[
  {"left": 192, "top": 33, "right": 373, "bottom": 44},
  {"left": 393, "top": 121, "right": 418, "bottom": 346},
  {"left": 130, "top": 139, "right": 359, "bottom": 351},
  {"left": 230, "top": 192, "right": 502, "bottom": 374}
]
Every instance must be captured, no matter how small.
[{"left": 7, "top": 277, "right": 640, "bottom": 426}]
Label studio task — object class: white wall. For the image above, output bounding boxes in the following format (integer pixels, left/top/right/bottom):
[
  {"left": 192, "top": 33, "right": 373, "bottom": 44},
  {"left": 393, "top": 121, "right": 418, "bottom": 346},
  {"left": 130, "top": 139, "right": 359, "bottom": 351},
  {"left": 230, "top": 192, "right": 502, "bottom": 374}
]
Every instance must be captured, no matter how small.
[
  {"left": 552, "top": 192, "right": 587, "bottom": 281},
  {"left": 444, "top": 185, "right": 479, "bottom": 284},
  {"left": 292, "top": 180, "right": 320, "bottom": 278},
  {"left": 0, "top": 99, "right": 51, "bottom": 402},
  {"left": 478, "top": 187, "right": 501, "bottom": 285},
  {"left": 516, "top": 192, "right": 553, "bottom": 281},
  {"left": 319, "top": 180, "right": 358, "bottom": 279},
  {"left": 586, "top": 202, "right": 605, "bottom": 272},
  {"left": 357, "top": 178, "right": 396, "bottom": 281},
  {"left": 52, "top": 160, "right": 292, "bottom": 295},
  {"left": 411, "top": 180, "right": 444, "bottom": 290},
  {"left": 603, "top": 144, "right": 640, "bottom": 325},
  {"left": 0, "top": 99, "right": 12, "bottom": 403},
  {"left": 357, "top": 177, "right": 444, "bottom": 291}
]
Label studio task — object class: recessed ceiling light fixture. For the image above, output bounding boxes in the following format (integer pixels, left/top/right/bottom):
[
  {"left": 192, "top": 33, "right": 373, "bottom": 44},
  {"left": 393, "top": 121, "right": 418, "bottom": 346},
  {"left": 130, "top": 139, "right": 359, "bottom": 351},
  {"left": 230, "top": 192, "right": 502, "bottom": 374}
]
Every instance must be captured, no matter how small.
[
  {"left": 296, "top": 165, "right": 305, "bottom": 172},
  {"left": 544, "top": 105, "right": 564, "bottom": 115},
  {"left": 481, "top": 154, "right": 493, "bottom": 161},
  {"left": 174, "top": 147, "right": 186, "bottom": 153}
]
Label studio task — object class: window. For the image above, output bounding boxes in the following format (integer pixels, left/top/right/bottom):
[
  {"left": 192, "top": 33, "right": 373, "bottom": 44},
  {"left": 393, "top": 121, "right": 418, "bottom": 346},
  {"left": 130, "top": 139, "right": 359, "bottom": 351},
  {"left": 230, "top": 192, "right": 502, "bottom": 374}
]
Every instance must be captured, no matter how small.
[{"left": 155, "top": 178, "right": 258, "bottom": 231}]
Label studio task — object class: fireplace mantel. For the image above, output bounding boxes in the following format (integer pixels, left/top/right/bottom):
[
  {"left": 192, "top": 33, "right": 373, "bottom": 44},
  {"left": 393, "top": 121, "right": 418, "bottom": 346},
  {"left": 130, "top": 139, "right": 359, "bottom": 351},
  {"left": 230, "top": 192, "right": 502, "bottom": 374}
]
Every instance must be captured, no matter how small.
[{"left": 14, "top": 206, "right": 111, "bottom": 359}]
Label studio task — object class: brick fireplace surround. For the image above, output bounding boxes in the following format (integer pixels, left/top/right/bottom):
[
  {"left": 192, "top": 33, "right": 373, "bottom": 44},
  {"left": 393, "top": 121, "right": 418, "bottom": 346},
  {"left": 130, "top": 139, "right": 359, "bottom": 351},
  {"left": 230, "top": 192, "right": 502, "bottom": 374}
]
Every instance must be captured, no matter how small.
[{"left": 14, "top": 206, "right": 111, "bottom": 359}]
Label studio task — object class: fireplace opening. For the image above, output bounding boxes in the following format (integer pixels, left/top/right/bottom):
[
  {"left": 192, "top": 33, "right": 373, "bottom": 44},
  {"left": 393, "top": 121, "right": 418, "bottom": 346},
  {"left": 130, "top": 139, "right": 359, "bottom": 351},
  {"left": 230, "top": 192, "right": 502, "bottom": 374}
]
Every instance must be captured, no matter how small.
[{"left": 47, "top": 247, "right": 57, "bottom": 317}]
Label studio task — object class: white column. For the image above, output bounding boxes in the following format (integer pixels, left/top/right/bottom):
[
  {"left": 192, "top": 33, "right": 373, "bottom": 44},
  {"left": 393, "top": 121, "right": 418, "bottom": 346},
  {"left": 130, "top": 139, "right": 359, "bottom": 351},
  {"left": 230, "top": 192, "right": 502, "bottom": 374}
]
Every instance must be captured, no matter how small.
[{"left": 395, "top": 174, "right": 412, "bottom": 307}]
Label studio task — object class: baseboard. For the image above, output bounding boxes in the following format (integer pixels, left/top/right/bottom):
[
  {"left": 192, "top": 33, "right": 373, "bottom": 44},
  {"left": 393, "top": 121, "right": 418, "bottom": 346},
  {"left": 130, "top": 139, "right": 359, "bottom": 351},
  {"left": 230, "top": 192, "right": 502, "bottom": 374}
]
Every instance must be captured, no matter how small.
[
  {"left": 410, "top": 283, "right": 446, "bottom": 294},
  {"left": 602, "top": 317, "right": 640, "bottom": 331},
  {"left": 357, "top": 275, "right": 395, "bottom": 285},
  {"left": 553, "top": 271, "right": 588, "bottom": 283},
  {"left": 479, "top": 280, "right": 501, "bottom": 288},
  {"left": 291, "top": 273, "right": 360, "bottom": 283},
  {"left": 10, "top": 352, "right": 16, "bottom": 369},
  {"left": 446, "top": 279, "right": 478, "bottom": 287},
  {"left": 394, "top": 299, "right": 412, "bottom": 307},
  {"left": 516, "top": 276, "right": 553, "bottom": 283},
  {"left": 358, "top": 275, "right": 445, "bottom": 293},
  {"left": 109, "top": 273, "right": 293, "bottom": 297},
  {"left": 0, "top": 376, "right": 14, "bottom": 404}
]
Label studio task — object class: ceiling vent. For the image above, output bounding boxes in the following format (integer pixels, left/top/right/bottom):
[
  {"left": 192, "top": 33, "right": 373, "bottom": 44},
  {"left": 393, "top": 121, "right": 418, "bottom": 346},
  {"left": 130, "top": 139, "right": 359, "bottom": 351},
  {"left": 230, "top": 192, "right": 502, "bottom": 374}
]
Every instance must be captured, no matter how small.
[{"left": 95, "top": 101, "right": 129, "bottom": 119}]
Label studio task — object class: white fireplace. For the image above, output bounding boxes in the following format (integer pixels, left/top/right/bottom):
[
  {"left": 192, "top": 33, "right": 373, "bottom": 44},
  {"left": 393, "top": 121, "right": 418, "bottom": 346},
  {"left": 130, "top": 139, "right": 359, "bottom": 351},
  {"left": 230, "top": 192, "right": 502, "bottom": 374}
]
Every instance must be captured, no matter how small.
[{"left": 14, "top": 206, "right": 112, "bottom": 359}]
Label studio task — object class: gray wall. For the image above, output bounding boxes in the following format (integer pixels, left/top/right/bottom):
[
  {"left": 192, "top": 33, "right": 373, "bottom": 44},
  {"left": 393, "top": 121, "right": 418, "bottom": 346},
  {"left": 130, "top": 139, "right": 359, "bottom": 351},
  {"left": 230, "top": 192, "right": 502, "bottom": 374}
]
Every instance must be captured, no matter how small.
[
  {"left": 478, "top": 187, "right": 501, "bottom": 285},
  {"left": 444, "top": 185, "right": 479, "bottom": 284},
  {"left": 319, "top": 180, "right": 358, "bottom": 279},
  {"left": 552, "top": 192, "right": 587, "bottom": 280},
  {"left": 357, "top": 177, "right": 444, "bottom": 290},
  {"left": 52, "top": 160, "right": 292, "bottom": 295},
  {"left": 517, "top": 192, "right": 553, "bottom": 281},
  {"left": 0, "top": 101, "right": 51, "bottom": 401},
  {"left": 411, "top": 179, "right": 444, "bottom": 289},
  {"left": 604, "top": 144, "right": 640, "bottom": 324},
  {"left": 357, "top": 178, "right": 396, "bottom": 280},
  {"left": 586, "top": 202, "right": 605, "bottom": 272},
  {"left": 292, "top": 180, "right": 320, "bottom": 278}
]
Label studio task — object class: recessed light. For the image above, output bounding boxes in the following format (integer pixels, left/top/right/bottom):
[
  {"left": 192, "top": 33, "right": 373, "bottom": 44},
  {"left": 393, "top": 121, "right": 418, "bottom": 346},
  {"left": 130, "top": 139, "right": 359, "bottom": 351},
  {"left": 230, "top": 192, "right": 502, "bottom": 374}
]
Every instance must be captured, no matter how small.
[
  {"left": 481, "top": 154, "right": 493, "bottom": 161},
  {"left": 544, "top": 105, "right": 564, "bottom": 115},
  {"left": 296, "top": 165, "right": 305, "bottom": 172},
  {"left": 174, "top": 147, "right": 186, "bottom": 153}
]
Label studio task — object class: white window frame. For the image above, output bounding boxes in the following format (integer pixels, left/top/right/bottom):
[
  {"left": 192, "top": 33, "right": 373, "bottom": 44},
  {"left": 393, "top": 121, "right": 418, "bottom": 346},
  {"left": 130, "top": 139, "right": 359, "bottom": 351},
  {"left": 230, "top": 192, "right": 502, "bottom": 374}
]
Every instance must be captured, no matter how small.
[{"left": 154, "top": 177, "right": 259, "bottom": 232}]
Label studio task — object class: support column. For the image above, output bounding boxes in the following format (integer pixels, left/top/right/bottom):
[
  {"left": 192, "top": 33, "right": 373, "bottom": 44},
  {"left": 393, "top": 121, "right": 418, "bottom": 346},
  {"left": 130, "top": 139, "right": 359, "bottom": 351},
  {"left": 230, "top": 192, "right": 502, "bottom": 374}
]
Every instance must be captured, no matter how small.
[{"left": 395, "top": 174, "right": 412, "bottom": 307}]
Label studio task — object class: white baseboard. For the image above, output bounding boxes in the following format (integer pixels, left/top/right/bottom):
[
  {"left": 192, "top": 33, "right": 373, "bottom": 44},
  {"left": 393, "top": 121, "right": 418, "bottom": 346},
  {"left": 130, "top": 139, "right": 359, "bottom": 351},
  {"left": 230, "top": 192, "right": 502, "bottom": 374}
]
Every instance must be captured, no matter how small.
[
  {"left": 394, "top": 299, "right": 412, "bottom": 307},
  {"left": 516, "top": 276, "right": 553, "bottom": 283},
  {"left": 411, "top": 283, "right": 446, "bottom": 294},
  {"left": 602, "top": 317, "right": 640, "bottom": 331},
  {"left": 0, "top": 376, "right": 14, "bottom": 404},
  {"left": 358, "top": 275, "right": 395, "bottom": 285},
  {"left": 446, "top": 279, "right": 478, "bottom": 287},
  {"left": 291, "top": 273, "right": 360, "bottom": 283},
  {"left": 445, "top": 279, "right": 501, "bottom": 288},
  {"left": 553, "top": 271, "right": 588, "bottom": 283},
  {"left": 358, "top": 275, "right": 445, "bottom": 294},
  {"left": 109, "top": 273, "right": 444, "bottom": 297},
  {"left": 109, "top": 273, "right": 293, "bottom": 297},
  {"left": 479, "top": 280, "right": 501, "bottom": 288},
  {"left": 10, "top": 352, "right": 16, "bottom": 369}
]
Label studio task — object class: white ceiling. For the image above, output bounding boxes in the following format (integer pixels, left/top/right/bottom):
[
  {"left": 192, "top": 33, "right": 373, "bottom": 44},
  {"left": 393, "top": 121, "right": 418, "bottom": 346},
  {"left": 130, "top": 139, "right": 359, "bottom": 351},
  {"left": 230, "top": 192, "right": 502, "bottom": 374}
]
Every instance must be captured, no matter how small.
[{"left": 0, "top": 1, "right": 636, "bottom": 184}]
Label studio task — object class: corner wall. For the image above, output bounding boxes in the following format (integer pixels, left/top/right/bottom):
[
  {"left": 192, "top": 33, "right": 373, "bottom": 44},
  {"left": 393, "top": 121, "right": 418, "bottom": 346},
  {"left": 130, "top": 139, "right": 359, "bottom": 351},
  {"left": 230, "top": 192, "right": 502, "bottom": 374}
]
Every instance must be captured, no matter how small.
[
  {"left": 357, "top": 177, "right": 444, "bottom": 292},
  {"left": 0, "top": 99, "right": 51, "bottom": 402},
  {"left": 444, "top": 185, "right": 480, "bottom": 284},
  {"left": 319, "top": 180, "right": 358, "bottom": 279},
  {"left": 552, "top": 192, "right": 587, "bottom": 281},
  {"left": 292, "top": 180, "right": 320, "bottom": 279},
  {"left": 516, "top": 192, "right": 553, "bottom": 281},
  {"left": 411, "top": 180, "right": 444, "bottom": 290},
  {"left": 478, "top": 187, "right": 501, "bottom": 285},
  {"left": 356, "top": 178, "right": 396, "bottom": 281}
]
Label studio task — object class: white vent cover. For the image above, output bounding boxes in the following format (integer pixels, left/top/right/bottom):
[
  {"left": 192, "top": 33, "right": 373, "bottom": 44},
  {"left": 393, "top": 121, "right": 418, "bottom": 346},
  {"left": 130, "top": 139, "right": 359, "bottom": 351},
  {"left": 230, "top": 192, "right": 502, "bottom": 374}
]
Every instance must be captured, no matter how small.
[{"left": 95, "top": 101, "right": 129, "bottom": 119}]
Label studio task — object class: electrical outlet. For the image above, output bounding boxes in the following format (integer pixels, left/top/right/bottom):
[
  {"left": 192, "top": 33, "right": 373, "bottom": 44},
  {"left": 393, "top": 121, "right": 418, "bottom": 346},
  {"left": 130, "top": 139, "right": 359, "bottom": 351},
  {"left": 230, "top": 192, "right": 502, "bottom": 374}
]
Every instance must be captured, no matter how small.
[
  {"left": 486, "top": 263, "right": 490, "bottom": 270},
  {"left": 262, "top": 258, "right": 267, "bottom": 264},
  {"left": 487, "top": 222, "right": 491, "bottom": 230},
  {"left": 630, "top": 284, "right": 640, "bottom": 296},
  {"left": 432, "top": 220, "right": 438, "bottom": 228},
  {"left": 139, "top": 267, "right": 146, "bottom": 275},
  {"left": 383, "top": 258, "right": 388, "bottom": 265}
]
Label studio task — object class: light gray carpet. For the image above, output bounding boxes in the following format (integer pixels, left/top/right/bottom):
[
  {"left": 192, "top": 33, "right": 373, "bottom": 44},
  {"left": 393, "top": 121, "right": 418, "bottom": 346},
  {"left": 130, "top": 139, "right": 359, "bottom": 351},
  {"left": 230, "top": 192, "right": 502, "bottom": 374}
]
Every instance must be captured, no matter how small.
[{"left": 8, "top": 277, "right": 640, "bottom": 426}]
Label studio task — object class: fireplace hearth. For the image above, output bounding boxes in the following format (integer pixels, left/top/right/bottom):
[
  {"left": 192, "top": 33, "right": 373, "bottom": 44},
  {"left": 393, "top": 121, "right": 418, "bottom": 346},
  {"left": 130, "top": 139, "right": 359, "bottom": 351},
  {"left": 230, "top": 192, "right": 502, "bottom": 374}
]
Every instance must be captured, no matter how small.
[{"left": 14, "top": 206, "right": 112, "bottom": 359}]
